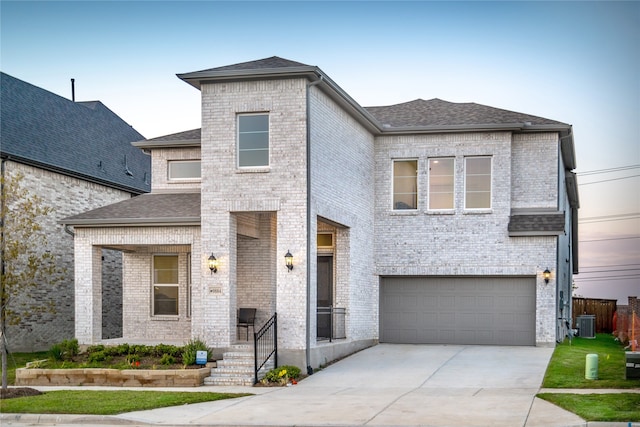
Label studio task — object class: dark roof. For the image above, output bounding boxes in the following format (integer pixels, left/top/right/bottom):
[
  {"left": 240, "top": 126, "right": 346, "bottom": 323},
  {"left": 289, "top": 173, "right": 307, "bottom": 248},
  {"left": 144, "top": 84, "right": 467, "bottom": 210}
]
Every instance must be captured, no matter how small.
[
  {"left": 133, "top": 128, "right": 201, "bottom": 149},
  {"left": 190, "top": 56, "right": 310, "bottom": 73},
  {"left": 61, "top": 192, "right": 200, "bottom": 226},
  {"left": 508, "top": 211, "right": 566, "bottom": 236},
  {"left": 1, "top": 72, "right": 150, "bottom": 194},
  {"left": 365, "top": 99, "right": 568, "bottom": 128}
]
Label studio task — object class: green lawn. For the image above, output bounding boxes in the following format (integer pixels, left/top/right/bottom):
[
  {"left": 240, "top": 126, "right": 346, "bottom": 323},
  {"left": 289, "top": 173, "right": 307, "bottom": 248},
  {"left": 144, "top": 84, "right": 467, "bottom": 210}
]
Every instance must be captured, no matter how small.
[
  {"left": 538, "top": 393, "right": 640, "bottom": 422},
  {"left": 0, "top": 390, "right": 250, "bottom": 415},
  {"left": 542, "top": 333, "right": 640, "bottom": 389},
  {"left": 538, "top": 333, "right": 640, "bottom": 422}
]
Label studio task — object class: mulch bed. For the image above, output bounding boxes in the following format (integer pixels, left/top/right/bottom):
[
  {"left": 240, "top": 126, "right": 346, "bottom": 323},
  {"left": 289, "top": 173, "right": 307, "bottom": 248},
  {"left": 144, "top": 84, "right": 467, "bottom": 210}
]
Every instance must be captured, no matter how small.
[{"left": 1, "top": 387, "right": 43, "bottom": 400}]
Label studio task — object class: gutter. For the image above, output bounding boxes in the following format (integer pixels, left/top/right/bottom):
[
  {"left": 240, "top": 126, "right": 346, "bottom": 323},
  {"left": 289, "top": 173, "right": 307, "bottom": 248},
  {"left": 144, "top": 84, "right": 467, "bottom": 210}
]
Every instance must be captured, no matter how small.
[{"left": 305, "top": 75, "right": 323, "bottom": 376}]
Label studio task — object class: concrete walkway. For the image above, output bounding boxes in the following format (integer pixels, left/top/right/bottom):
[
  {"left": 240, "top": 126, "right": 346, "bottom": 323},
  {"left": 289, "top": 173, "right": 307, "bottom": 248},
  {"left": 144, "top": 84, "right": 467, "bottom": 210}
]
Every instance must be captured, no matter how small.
[{"left": 2, "top": 344, "right": 638, "bottom": 427}]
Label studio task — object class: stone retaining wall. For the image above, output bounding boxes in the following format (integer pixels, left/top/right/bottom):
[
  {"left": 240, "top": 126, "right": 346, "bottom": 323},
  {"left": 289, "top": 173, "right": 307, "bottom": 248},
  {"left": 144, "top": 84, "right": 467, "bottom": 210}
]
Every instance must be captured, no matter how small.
[{"left": 16, "top": 364, "right": 214, "bottom": 387}]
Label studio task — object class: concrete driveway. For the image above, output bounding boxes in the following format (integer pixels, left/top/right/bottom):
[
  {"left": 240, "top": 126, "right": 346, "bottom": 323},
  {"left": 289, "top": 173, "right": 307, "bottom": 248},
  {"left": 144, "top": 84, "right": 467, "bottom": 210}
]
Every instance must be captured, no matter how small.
[{"left": 115, "top": 343, "right": 583, "bottom": 427}]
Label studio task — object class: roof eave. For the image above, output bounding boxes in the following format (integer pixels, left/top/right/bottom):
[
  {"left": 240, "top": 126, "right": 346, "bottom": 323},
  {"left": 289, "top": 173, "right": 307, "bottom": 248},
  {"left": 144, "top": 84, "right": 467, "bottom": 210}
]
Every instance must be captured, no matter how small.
[
  {"left": 177, "top": 65, "right": 381, "bottom": 134},
  {"left": 177, "top": 66, "right": 320, "bottom": 89},
  {"left": 60, "top": 217, "right": 201, "bottom": 227},
  {"left": 379, "top": 122, "right": 573, "bottom": 136},
  {"left": 132, "top": 139, "right": 201, "bottom": 149}
]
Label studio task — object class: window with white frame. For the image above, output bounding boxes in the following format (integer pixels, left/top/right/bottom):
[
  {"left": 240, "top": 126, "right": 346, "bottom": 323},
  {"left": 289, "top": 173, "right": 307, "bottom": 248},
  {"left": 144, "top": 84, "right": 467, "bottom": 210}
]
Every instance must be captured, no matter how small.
[
  {"left": 393, "top": 159, "right": 418, "bottom": 210},
  {"left": 464, "top": 156, "right": 492, "bottom": 209},
  {"left": 168, "top": 160, "right": 201, "bottom": 180},
  {"left": 428, "top": 158, "right": 455, "bottom": 210},
  {"left": 238, "top": 113, "right": 269, "bottom": 168},
  {"left": 153, "top": 255, "right": 179, "bottom": 316}
]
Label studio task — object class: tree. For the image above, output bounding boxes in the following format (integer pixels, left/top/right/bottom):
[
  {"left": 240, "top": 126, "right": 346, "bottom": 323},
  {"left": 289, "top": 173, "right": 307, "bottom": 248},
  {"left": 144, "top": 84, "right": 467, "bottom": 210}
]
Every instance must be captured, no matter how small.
[{"left": 1, "top": 170, "right": 65, "bottom": 390}]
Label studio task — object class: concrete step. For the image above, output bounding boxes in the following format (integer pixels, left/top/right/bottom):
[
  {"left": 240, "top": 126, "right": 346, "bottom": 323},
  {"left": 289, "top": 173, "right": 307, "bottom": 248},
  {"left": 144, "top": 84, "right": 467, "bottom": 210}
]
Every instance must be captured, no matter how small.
[{"left": 204, "top": 376, "right": 255, "bottom": 386}]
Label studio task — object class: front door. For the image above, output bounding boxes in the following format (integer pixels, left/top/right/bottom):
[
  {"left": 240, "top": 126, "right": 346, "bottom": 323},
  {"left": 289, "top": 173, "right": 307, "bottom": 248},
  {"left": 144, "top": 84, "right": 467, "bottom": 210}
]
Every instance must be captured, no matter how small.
[{"left": 317, "top": 256, "right": 333, "bottom": 339}]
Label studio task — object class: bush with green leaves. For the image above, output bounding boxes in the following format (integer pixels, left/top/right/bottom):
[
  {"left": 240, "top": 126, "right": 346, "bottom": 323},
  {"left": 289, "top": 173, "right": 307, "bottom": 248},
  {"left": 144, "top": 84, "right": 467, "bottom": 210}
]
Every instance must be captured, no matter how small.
[
  {"left": 159, "top": 353, "right": 175, "bottom": 365},
  {"left": 261, "top": 365, "right": 301, "bottom": 385},
  {"left": 48, "top": 339, "right": 79, "bottom": 361},
  {"left": 182, "top": 338, "right": 211, "bottom": 366}
]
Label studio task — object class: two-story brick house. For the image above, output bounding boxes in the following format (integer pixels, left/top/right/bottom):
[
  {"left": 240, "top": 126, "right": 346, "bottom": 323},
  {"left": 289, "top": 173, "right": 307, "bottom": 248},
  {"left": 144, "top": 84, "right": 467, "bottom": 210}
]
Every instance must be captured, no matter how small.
[
  {"left": 1, "top": 72, "right": 150, "bottom": 351},
  {"left": 62, "top": 57, "right": 578, "bottom": 371}
]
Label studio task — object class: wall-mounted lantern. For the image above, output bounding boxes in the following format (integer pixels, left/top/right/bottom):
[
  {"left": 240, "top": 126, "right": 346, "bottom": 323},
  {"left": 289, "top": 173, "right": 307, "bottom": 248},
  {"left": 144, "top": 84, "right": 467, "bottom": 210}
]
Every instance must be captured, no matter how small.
[
  {"left": 285, "top": 250, "right": 293, "bottom": 272},
  {"left": 543, "top": 268, "right": 551, "bottom": 284},
  {"left": 208, "top": 254, "right": 218, "bottom": 274}
]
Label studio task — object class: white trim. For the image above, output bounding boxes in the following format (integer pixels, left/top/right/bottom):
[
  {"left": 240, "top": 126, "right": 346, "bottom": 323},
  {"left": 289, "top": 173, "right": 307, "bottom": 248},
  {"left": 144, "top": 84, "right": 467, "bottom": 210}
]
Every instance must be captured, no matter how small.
[
  {"left": 167, "top": 160, "right": 201, "bottom": 181},
  {"left": 391, "top": 158, "right": 419, "bottom": 211},
  {"left": 237, "top": 112, "right": 270, "bottom": 169},
  {"left": 463, "top": 156, "right": 493, "bottom": 210}
]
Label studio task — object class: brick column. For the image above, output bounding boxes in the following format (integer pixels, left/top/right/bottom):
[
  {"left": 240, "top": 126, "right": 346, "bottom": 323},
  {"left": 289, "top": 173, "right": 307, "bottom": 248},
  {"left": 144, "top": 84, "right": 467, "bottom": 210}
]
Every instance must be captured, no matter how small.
[{"left": 74, "top": 243, "right": 102, "bottom": 344}]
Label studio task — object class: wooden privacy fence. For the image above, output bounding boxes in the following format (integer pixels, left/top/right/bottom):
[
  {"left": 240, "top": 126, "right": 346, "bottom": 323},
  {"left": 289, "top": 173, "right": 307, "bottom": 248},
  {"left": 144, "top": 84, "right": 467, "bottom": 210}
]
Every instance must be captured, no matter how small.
[{"left": 572, "top": 297, "right": 617, "bottom": 333}]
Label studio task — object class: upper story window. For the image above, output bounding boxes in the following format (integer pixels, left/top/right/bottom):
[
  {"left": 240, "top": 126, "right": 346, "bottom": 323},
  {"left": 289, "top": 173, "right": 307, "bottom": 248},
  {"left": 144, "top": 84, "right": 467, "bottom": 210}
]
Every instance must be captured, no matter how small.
[
  {"left": 465, "top": 156, "right": 492, "bottom": 209},
  {"left": 238, "top": 113, "right": 269, "bottom": 168},
  {"left": 428, "top": 158, "right": 454, "bottom": 210},
  {"left": 168, "top": 160, "right": 201, "bottom": 180},
  {"left": 153, "top": 255, "right": 179, "bottom": 316},
  {"left": 393, "top": 159, "right": 418, "bottom": 210}
]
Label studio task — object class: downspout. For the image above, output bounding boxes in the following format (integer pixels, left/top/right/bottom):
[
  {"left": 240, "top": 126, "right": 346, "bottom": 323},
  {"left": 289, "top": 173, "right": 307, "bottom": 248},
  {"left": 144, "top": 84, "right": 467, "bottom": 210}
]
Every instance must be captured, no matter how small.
[{"left": 305, "top": 75, "right": 323, "bottom": 375}]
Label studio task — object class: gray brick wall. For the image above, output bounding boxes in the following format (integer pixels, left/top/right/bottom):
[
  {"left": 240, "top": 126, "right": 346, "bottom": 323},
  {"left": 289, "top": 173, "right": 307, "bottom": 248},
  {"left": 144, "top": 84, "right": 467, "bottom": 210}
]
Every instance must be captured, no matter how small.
[{"left": 3, "top": 161, "right": 132, "bottom": 351}]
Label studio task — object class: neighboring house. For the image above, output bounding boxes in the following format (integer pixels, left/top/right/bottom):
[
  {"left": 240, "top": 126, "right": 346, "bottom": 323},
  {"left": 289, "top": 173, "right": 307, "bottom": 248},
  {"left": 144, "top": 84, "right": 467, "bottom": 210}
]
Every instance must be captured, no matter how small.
[
  {"left": 62, "top": 57, "right": 579, "bottom": 371},
  {"left": 1, "top": 72, "right": 150, "bottom": 351}
]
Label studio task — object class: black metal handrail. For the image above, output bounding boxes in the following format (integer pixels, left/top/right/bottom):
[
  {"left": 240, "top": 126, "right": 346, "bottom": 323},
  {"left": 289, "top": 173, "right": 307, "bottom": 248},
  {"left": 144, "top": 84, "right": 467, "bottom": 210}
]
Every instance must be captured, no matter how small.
[
  {"left": 254, "top": 312, "right": 277, "bottom": 384},
  {"left": 317, "top": 306, "right": 346, "bottom": 342}
]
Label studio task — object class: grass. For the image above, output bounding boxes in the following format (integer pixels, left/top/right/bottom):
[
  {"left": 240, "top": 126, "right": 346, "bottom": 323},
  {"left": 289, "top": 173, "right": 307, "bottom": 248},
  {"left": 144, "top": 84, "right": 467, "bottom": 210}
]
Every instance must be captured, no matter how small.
[
  {"left": 538, "top": 333, "right": 640, "bottom": 422},
  {"left": 542, "top": 333, "right": 640, "bottom": 389},
  {"left": 0, "top": 352, "right": 49, "bottom": 386},
  {"left": 0, "top": 390, "right": 251, "bottom": 415},
  {"left": 537, "top": 393, "right": 640, "bottom": 422}
]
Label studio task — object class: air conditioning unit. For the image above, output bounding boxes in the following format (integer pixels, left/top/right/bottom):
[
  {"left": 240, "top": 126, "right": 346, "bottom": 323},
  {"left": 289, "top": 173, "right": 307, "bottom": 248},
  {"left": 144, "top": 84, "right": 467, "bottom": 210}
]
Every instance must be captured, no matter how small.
[{"left": 576, "top": 315, "right": 596, "bottom": 338}]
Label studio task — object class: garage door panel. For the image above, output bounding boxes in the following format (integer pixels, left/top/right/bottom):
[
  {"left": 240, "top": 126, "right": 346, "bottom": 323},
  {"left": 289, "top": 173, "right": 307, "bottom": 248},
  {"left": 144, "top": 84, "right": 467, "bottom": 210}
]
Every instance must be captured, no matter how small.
[{"left": 381, "top": 277, "right": 536, "bottom": 346}]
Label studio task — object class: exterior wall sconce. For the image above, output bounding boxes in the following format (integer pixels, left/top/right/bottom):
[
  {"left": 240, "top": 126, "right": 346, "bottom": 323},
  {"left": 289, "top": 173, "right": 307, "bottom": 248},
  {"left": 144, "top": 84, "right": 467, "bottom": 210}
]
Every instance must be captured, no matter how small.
[
  {"left": 285, "top": 250, "right": 293, "bottom": 272},
  {"left": 543, "top": 268, "right": 551, "bottom": 284},
  {"left": 208, "top": 254, "right": 218, "bottom": 274}
]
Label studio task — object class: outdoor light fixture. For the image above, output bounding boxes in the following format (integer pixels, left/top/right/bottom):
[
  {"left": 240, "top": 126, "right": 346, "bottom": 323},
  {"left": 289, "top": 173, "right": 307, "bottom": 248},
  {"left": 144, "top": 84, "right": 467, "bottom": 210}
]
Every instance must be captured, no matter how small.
[
  {"left": 543, "top": 268, "right": 551, "bottom": 284},
  {"left": 208, "top": 254, "right": 218, "bottom": 274},
  {"left": 285, "top": 250, "right": 294, "bottom": 272}
]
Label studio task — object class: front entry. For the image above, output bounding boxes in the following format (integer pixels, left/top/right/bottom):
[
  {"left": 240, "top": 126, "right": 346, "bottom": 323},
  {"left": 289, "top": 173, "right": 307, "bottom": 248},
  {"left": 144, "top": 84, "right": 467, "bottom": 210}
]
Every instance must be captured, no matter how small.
[{"left": 317, "top": 255, "right": 333, "bottom": 338}]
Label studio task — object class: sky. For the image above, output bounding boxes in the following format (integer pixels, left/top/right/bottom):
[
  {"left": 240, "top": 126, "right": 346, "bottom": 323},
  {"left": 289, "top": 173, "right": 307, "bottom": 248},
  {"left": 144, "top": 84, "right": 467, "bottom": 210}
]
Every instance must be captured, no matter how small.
[{"left": 1, "top": 0, "right": 638, "bottom": 304}]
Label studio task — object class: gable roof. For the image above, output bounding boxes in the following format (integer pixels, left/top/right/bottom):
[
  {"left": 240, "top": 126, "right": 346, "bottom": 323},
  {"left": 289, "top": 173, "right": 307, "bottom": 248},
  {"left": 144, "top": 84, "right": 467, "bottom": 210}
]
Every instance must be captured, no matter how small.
[{"left": 1, "top": 72, "right": 150, "bottom": 194}]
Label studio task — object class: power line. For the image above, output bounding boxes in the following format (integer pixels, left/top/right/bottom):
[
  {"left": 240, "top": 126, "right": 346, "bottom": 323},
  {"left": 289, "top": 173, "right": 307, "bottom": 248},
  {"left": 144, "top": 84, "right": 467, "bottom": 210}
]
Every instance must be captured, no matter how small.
[
  {"left": 578, "top": 165, "right": 640, "bottom": 176},
  {"left": 579, "top": 174, "right": 640, "bottom": 185},
  {"left": 580, "top": 236, "right": 640, "bottom": 243},
  {"left": 579, "top": 213, "right": 640, "bottom": 223},
  {"left": 574, "top": 275, "right": 640, "bottom": 282},
  {"left": 578, "top": 267, "right": 640, "bottom": 274},
  {"left": 581, "top": 263, "right": 640, "bottom": 269}
]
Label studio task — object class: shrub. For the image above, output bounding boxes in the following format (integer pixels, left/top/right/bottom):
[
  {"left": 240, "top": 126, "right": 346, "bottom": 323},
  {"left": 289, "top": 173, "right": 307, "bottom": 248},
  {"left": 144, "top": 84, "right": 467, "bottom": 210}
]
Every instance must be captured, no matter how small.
[
  {"left": 49, "top": 343, "right": 64, "bottom": 361},
  {"left": 160, "top": 353, "right": 175, "bottom": 365},
  {"left": 60, "top": 339, "right": 79, "bottom": 359},
  {"left": 153, "top": 344, "right": 182, "bottom": 358},
  {"left": 261, "top": 365, "right": 301, "bottom": 385},
  {"left": 49, "top": 339, "right": 79, "bottom": 361},
  {"left": 88, "top": 350, "right": 108, "bottom": 363},
  {"left": 182, "top": 338, "right": 211, "bottom": 366}
]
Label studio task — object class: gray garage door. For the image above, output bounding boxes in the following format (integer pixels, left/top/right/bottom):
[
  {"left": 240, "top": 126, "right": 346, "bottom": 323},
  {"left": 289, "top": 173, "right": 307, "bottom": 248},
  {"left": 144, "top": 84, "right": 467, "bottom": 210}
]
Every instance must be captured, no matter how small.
[{"left": 380, "top": 277, "right": 536, "bottom": 346}]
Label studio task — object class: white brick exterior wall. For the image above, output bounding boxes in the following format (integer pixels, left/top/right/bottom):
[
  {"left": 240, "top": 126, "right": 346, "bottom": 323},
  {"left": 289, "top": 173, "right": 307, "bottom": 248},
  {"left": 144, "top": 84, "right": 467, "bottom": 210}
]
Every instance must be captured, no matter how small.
[
  {"left": 374, "top": 131, "right": 561, "bottom": 345},
  {"left": 3, "top": 161, "right": 133, "bottom": 351},
  {"left": 71, "top": 74, "right": 569, "bottom": 360}
]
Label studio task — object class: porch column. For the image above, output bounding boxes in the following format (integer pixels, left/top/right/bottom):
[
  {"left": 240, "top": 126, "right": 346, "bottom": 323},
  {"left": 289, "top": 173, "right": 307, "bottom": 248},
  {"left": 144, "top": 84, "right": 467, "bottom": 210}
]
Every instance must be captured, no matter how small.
[{"left": 75, "top": 242, "right": 102, "bottom": 344}]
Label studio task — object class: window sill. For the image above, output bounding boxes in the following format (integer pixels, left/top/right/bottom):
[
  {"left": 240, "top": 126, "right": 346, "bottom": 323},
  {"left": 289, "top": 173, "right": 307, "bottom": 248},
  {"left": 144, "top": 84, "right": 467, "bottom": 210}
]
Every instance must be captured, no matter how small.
[
  {"left": 427, "top": 210, "right": 455, "bottom": 215},
  {"left": 236, "top": 167, "right": 270, "bottom": 174},
  {"left": 168, "top": 179, "right": 201, "bottom": 183},
  {"left": 151, "top": 315, "right": 180, "bottom": 321},
  {"left": 390, "top": 209, "right": 420, "bottom": 216},
  {"left": 463, "top": 209, "right": 493, "bottom": 215}
]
